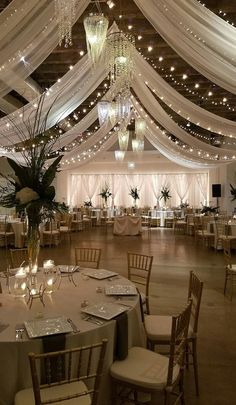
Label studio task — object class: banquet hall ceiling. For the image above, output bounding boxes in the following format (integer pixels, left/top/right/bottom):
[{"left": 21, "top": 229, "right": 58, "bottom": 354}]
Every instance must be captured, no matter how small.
[{"left": 1, "top": 0, "right": 236, "bottom": 152}]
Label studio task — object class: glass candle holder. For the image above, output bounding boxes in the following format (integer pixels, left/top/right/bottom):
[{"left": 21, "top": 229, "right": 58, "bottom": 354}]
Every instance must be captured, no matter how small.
[
  {"left": 13, "top": 268, "right": 27, "bottom": 297},
  {"left": 43, "top": 260, "right": 58, "bottom": 294}
]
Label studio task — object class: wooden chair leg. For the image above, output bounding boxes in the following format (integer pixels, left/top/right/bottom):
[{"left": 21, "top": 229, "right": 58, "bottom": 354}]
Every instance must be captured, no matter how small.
[
  {"left": 185, "top": 342, "right": 190, "bottom": 370},
  {"left": 223, "top": 270, "right": 228, "bottom": 296},
  {"left": 192, "top": 338, "right": 199, "bottom": 396}
]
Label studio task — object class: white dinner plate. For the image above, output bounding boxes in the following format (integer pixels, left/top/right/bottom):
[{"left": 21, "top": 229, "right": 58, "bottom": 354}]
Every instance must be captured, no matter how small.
[
  {"left": 81, "top": 302, "right": 127, "bottom": 320},
  {"left": 24, "top": 316, "right": 73, "bottom": 338},
  {"left": 84, "top": 269, "right": 118, "bottom": 280},
  {"left": 105, "top": 285, "right": 137, "bottom": 296}
]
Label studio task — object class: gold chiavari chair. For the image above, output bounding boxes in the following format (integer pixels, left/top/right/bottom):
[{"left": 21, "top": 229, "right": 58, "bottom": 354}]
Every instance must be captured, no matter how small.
[
  {"left": 14, "top": 340, "right": 108, "bottom": 405},
  {"left": 110, "top": 301, "right": 192, "bottom": 405},
  {"left": 75, "top": 247, "right": 101, "bottom": 269},
  {"left": 144, "top": 271, "right": 203, "bottom": 395},
  {"left": 127, "top": 252, "right": 153, "bottom": 314},
  {"left": 223, "top": 239, "right": 236, "bottom": 300}
]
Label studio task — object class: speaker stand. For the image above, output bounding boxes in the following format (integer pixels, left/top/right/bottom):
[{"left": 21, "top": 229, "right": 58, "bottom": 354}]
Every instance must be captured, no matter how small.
[{"left": 216, "top": 197, "right": 219, "bottom": 213}]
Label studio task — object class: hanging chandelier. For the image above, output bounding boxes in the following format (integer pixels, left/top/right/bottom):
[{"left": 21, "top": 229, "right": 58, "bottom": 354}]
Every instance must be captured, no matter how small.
[
  {"left": 116, "top": 91, "right": 132, "bottom": 122},
  {"left": 55, "top": 0, "right": 76, "bottom": 47},
  {"left": 97, "top": 100, "right": 111, "bottom": 126},
  {"left": 118, "top": 129, "right": 129, "bottom": 151},
  {"left": 115, "top": 150, "right": 125, "bottom": 161},
  {"left": 106, "top": 31, "right": 135, "bottom": 90},
  {"left": 84, "top": 13, "right": 109, "bottom": 66},
  {"left": 135, "top": 118, "right": 146, "bottom": 140}
]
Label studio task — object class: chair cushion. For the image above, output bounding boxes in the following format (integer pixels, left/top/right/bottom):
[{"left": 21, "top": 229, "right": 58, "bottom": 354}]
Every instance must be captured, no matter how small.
[
  {"left": 144, "top": 315, "right": 193, "bottom": 341},
  {"left": 110, "top": 346, "right": 179, "bottom": 390},
  {"left": 15, "top": 380, "right": 91, "bottom": 405},
  {"left": 228, "top": 264, "right": 236, "bottom": 272}
]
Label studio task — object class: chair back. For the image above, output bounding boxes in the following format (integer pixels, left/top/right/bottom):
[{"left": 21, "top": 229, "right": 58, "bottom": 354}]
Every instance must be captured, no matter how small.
[
  {"left": 28, "top": 340, "right": 107, "bottom": 405},
  {"left": 10, "top": 248, "right": 28, "bottom": 268},
  {"left": 75, "top": 247, "right": 101, "bottom": 269},
  {"left": 127, "top": 252, "right": 153, "bottom": 298},
  {"left": 167, "top": 300, "right": 192, "bottom": 387},
  {"left": 223, "top": 239, "right": 232, "bottom": 267},
  {"left": 187, "top": 271, "right": 203, "bottom": 335}
]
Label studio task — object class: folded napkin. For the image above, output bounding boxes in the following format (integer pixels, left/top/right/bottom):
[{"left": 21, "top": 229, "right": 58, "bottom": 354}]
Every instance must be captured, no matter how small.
[
  {"left": 114, "top": 311, "right": 128, "bottom": 360},
  {"left": 42, "top": 333, "right": 66, "bottom": 383}
]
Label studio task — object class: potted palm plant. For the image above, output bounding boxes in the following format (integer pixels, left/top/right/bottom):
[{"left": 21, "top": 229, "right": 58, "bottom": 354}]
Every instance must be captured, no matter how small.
[
  {"left": 99, "top": 184, "right": 112, "bottom": 207},
  {"left": 129, "top": 187, "right": 140, "bottom": 207},
  {"left": 159, "top": 186, "right": 171, "bottom": 208}
]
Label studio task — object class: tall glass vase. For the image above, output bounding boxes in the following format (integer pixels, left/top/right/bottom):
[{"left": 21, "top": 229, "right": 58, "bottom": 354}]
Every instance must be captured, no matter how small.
[{"left": 27, "top": 220, "right": 40, "bottom": 271}]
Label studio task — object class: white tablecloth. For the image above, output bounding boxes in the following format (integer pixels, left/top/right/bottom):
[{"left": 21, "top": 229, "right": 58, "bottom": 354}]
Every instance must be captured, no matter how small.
[
  {"left": 113, "top": 216, "right": 142, "bottom": 235},
  {"left": 0, "top": 271, "right": 144, "bottom": 405}
]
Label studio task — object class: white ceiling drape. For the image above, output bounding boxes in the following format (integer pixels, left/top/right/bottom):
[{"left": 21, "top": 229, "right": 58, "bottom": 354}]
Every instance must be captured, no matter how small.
[
  {"left": 134, "top": 0, "right": 236, "bottom": 93},
  {"left": 132, "top": 80, "right": 234, "bottom": 158},
  {"left": 0, "top": 0, "right": 90, "bottom": 98},
  {"left": 134, "top": 51, "right": 236, "bottom": 137}
]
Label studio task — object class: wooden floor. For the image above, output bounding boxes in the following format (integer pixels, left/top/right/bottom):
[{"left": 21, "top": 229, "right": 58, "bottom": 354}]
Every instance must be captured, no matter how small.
[{"left": 1, "top": 226, "right": 235, "bottom": 405}]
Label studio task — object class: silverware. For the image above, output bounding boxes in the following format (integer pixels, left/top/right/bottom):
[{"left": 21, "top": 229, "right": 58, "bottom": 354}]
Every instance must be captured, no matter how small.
[
  {"left": 15, "top": 328, "right": 25, "bottom": 340},
  {"left": 82, "top": 315, "right": 104, "bottom": 325},
  {"left": 67, "top": 318, "right": 79, "bottom": 333}
]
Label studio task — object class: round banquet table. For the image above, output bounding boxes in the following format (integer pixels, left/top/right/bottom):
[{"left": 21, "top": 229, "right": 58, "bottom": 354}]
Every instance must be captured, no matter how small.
[
  {"left": 0, "top": 269, "right": 144, "bottom": 405},
  {"left": 113, "top": 216, "right": 142, "bottom": 235}
]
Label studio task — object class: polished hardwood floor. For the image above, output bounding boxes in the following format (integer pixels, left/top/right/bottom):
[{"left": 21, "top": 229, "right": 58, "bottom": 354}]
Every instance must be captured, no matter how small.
[{"left": 1, "top": 226, "right": 235, "bottom": 405}]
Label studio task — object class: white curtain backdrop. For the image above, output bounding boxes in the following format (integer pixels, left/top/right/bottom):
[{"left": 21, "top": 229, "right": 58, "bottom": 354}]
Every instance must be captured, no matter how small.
[{"left": 69, "top": 173, "right": 208, "bottom": 208}]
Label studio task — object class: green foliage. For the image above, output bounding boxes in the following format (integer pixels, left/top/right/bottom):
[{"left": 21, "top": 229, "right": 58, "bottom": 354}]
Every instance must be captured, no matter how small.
[
  {"left": 200, "top": 204, "right": 218, "bottom": 214},
  {"left": 230, "top": 184, "right": 236, "bottom": 201},
  {"left": 84, "top": 200, "right": 93, "bottom": 207},
  {"left": 99, "top": 184, "right": 112, "bottom": 201},
  {"left": 0, "top": 93, "right": 65, "bottom": 223},
  {"left": 159, "top": 186, "right": 171, "bottom": 203},
  {"left": 129, "top": 187, "right": 139, "bottom": 200}
]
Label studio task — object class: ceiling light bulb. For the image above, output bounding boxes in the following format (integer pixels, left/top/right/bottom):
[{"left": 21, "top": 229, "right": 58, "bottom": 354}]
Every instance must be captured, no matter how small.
[
  {"left": 223, "top": 97, "right": 227, "bottom": 102},
  {"left": 128, "top": 25, "right": 133, "bottom": 30},
  {"left": 159, "top": 56, "right": 163, "bottom": 61},
  {"left": 170, "top": 66, "right": 175, "bottom": 71},
  {"left": 182, "top": 74, "right": 188, "bottom": 80},
  {"left": 79, "top": 50, "right": 84, "bottom": 56},
  {"left": 195, "top": 83, "right": 199, "bottom": 88},
  {"left": 148, "top": 46, "right": 153, "bottom": 52},
  {"left": 208, "top": 91, "right": 213, "bottom": 96},
  {"left": 138, "top": 35, "right": 142, "bottom": 40}
]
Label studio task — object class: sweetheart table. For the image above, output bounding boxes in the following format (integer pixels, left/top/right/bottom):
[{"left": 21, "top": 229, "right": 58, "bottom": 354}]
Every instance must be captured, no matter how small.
[
  {"left": 113, "top": 216, "right": 142, "bottom": 235},
  {"left": 0, "top": 269, "right": 144, "bottom": 405}
]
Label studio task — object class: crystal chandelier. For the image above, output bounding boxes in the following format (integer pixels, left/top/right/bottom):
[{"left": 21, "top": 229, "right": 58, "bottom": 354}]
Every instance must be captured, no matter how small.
[
  {"left": 97, "top": 100, "right": 111, "bottom": 126},
  {"left": 84, "top": 13, "right": 109, "bottom": 66},
  {"left": 118, "top": 130, "right": 129, "bottom": 151},
  {"left": 106, "top": 31, "right": 135, "bottom": 91},
  {"left": 55, "top": 0, "right": 76, "bottom": 47},
  {"left": 135, "top": 118, "right": 146, "bottom": 139},
  {"left": 115, "top": 150, "right": 125, "bottom": 161},
  {"left": 116, "top": 91, "right": 131, "bottom": 122}
]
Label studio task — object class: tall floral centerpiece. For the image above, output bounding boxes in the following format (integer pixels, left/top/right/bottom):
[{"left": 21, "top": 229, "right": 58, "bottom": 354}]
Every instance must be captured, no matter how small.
[
  {"left": 159, "top": 186, "right": 171, "bottom": 208},
  {"left": 99, "top": 184, "right": 112, "bottom": 207},
  {"left": 129, "top": 187, "right": 139, "bottom": 207},
  {"left": 0, "top": 95, "right": 67, "bottom": 270}
]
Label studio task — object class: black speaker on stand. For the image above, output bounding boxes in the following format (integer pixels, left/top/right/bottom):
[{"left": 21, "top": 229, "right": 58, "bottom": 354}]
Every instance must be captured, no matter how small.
[{"left": 212, "top": 184, "right": 221, "bottom": 212}]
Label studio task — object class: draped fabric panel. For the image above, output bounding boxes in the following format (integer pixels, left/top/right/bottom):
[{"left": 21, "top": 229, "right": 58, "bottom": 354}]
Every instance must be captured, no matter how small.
[
  {"left": 133, "top": 80, "right": 234, "bottom": 157},
  {"left": 69, "top": 173, "right": 208, "bottom": 208},
  {"left": 196, "top": 173, "right": 208, "bottom": 205},
  {"left": 134, "top": 0, "right": 236, "bottom": 93},
  {"left": 0, "top": 0, "right": 90, "bottom": 99},
  {"left": 134, "top": 51, "right": 236, "bottom": 137},
  {"left": 173, "top": 174, "right": 193, "bottom": 202}
]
